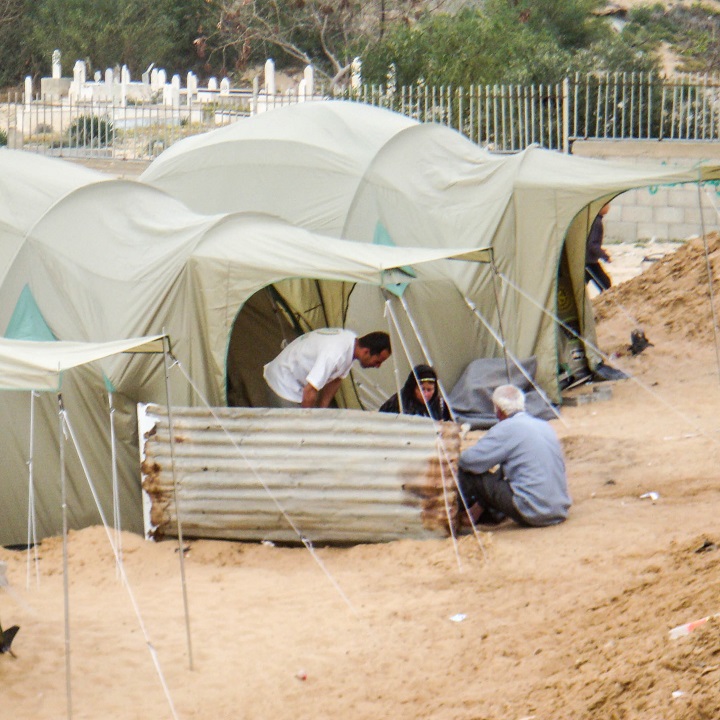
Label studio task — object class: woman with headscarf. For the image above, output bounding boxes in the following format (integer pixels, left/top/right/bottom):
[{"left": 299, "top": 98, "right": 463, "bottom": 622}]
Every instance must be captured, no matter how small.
[{"left": 379, "top": 364, "right": 452, "bottom": 421}]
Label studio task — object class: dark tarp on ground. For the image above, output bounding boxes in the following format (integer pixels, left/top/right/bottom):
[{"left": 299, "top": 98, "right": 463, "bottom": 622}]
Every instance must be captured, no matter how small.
[{"left": 448, "top": 357, "right": 556, "bottom": 429}]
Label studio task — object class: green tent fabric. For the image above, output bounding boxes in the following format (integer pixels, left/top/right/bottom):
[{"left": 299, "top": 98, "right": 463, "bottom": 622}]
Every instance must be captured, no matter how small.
[
  {"left": 142, "top": 101, "right": 720, "bottom": 399},
  {"left": 5, "top": 285, "right": 57, "bottom": 341},
  {"left": 0, "top": 154, "right": 489, "bottom": 546},
  {"left": 0, "top": 335, "right": 165, "bottom": 392}
]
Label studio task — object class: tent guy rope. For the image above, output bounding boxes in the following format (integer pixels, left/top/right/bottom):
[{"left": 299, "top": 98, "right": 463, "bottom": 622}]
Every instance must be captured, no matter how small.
[
  {"left": 459, "top": 293, "right": 565, "bottom": 426},
  {"left": 162, "top": 335, "right": 194, "bottom": 672},
  {"left": 498, "top": 271, "right": 720, "bottom": 445},
  {"left": 59, "top": 397, "right": 181, "bottom": 720},
  {"left": 383, "top": 296, "right": 489, "bottom": 563},
  {"left": 168, "top": 356, "right": 360, "bottom": 617}
]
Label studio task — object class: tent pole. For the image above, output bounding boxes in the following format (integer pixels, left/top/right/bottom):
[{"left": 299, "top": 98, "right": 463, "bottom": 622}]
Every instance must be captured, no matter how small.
[
  {"left": 58, "top": 393, "right": 73, "bottom": 720},
  {"left": 383, "top": 296, "right": 486, "bottom": 565},
  {"left": 490, "top": 253, "right": 512, "bottom": 383},
  {"left": 169, "top": 355, "right": 359, "bottom": 613},
  {"left": 382, "top": 293, "right": 405, "bottom": 413},
  {"left": 107, "top": 391, "right": 123, "bottom": 577},
  {"left": 696, "top": 176, "right": 720, "bottom": 383},
  {"left": 26, "top": 391, "right": 40, "bottom": 589},
  {"left": 397, "top": 294, "right": 458, "bottom": 423},
  {"left": 460, "top": 292, "right": 564, "bottom": 423},
  {"left": 162, "top": 334, "right": 194, "bottom": 671}
]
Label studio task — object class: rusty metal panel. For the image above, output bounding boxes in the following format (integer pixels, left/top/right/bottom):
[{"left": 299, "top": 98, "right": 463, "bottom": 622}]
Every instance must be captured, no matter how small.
[{"left": 139, "top": 404, "right": 460, "bottom": 545}]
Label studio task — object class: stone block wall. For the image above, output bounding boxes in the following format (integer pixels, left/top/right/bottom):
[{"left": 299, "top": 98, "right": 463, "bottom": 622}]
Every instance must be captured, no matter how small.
[{"left": 571, "top": 140, "right": 720, "bottom": 243}]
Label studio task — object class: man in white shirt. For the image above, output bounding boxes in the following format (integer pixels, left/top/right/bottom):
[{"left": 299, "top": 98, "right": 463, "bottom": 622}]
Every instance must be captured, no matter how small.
[{"left": 263, "top": 329, "right": 392, "bottom": 408}]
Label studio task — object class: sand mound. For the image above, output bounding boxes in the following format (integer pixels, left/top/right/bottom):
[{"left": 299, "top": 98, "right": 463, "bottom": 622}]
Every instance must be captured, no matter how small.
[
  {"left": 593, "top": 233, "right": 720, "bottom": 344},
  {"left": 4, "top": 239, "right": 720, "bottom": 719}
]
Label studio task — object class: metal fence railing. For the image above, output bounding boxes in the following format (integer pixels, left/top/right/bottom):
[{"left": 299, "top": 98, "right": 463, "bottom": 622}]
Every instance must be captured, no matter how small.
[
  {"left": 3, "top": 72, "right": 720, "bottom": 160},
  {"left": 349, "top": 72, "right": 720, "bottom": 151},
  {"left": 0, "top": 91, "right": 255, "bottom": 161}
]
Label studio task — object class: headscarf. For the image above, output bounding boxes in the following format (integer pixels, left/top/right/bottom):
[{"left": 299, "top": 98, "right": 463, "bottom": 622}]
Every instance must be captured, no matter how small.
[{"left": 379, "top": 364, "right": 451, "bottom": 421}]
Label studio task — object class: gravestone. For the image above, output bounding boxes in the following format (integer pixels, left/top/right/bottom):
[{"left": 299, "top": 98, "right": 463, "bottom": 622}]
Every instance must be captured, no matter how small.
[
  {"left": 351, "top": 57, "right": 362, "bottom": 89},
  {"left": 303, "top": 65, "right": 314, "bottom": 98},
  {"left": 52, "top": 49, "right": 61, "bottom": 79},
  {"left": 40, "top": 50, "right": 71, "bottom": 98},
  {"left": 265, "top": 59, "right": 276, "bottom": 95}
]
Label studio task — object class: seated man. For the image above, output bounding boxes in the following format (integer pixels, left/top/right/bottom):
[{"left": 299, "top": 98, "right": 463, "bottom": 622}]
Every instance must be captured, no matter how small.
[
  {"left": 458, "top": 384, "right": 571, "bottom": 527},
  {"left": 263, "top": 328, "right": 391, "bottom": 408}
]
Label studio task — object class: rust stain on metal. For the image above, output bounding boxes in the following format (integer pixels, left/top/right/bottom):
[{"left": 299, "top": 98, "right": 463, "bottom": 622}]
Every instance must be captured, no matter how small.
[
  {"left": 401, "top": 421, "right": 461, "bottom": 535},
  {"left": 139, "top": 404, "right": 463, "bottom": 544}
]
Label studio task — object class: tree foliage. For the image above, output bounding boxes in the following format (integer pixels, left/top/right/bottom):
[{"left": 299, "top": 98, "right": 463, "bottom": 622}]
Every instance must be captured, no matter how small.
[
  {"left": 362, "top": 0, "right": 660, "bottom": 87},
  {"left": 202, "top": 0, "right": 452, "bottom": 83},
  {"left": 623, "top": 3, "right": 720, "bottom": 74},
  {"left": 0, "top": 0, "right": 704, "bottom": 91},
  {"left": 0, "top": 0, "right": 214, "bottom": 86}
]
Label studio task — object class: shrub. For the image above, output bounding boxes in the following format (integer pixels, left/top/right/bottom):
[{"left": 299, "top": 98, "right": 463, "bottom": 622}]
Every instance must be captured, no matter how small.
[
  {"left": 67, "top": 115, "right": 114, "bottom": 146},
  {"left": 0, "top": 128, "right": 6, "bottom": 147}
]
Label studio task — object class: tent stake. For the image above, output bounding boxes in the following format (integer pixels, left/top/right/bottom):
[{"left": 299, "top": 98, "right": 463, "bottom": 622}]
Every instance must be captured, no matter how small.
[{"left": 162, "top": 334, "right": 194, "bottom": 671}]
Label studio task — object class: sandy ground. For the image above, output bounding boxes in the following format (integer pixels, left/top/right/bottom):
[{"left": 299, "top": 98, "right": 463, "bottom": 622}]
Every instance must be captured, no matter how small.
[{"left": 3, "top": 238, "right": 720, "bottom": 720}]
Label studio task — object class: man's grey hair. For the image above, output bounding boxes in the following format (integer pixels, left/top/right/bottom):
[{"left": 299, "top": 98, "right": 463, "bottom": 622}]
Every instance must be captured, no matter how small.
[{"left": 492, "top": 384, "right": 525, "bottom": 416}]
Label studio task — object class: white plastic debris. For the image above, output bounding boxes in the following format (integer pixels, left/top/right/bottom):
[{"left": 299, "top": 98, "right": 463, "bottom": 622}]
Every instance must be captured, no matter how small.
[
  {"left": 639, "top": 492, "right": 660, "bottom": 502},
  {"left": 449, "top": 613, "right": 467, "bottom": 623},
  {"left": 671, "top": 690, "right": 685, "bottom": 699},
  {"left": 669, "top": 614, "right": 718, "bottom": 639}
]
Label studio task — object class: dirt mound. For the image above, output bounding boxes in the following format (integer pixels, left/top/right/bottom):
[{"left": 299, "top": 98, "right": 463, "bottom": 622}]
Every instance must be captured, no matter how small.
[{"left": 593, "top": 233, "right": 720, "bottom": 344}]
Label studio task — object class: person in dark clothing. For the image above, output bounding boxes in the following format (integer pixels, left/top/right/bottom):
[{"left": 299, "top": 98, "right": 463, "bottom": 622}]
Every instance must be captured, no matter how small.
[
  {"left": 585, "top": 203, "right": 612, "bottom": 292},
  {"left": 379, "top": 364, "right": 452, "bottom": 421}
]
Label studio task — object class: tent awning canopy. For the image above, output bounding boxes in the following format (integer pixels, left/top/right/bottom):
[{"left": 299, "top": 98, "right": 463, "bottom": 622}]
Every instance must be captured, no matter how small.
[{"left": 0, "top": 334, "right": 167, "bottom": 391}]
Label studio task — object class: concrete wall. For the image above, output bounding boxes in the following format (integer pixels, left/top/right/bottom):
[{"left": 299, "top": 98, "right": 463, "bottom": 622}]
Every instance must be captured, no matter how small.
[{"left": 571, "top": 140, "right": 720, "bottom": 243}]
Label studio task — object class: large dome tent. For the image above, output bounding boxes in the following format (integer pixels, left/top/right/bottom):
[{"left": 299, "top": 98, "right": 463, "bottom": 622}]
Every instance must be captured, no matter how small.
[
  {"left": 0, "top": 149, "right": 109, "bottom": 286},
  {"left": 141, "top": 101, "right": 720, "bottom": 397},
  {"left": 0, "top": 156, "right": 489, "bottom": 546},
  {"left": 139, "top": 100, "right": 417, "bottom": 235}
]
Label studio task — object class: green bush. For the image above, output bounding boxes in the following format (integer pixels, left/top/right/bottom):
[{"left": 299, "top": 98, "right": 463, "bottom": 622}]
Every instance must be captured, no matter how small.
[
  {"left": 67, "top": 114, "right": 114, "bottom": 146},
  {"left": 0, "top": 128, "right": 6, "bottom": 147}
]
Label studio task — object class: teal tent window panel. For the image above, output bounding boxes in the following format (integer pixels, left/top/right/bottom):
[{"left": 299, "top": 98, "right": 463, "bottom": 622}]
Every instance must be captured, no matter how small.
[
  {"left": 373, "top": 222, "right": 416, "bottom": 298},
  {"left": 5, "top": 285, "right": 57, "bottom": 341}
]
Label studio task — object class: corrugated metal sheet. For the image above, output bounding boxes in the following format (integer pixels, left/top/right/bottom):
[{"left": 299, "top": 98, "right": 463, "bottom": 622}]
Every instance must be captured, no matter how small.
[{"left": 139, "top": 404, "right": 461, "bottom": 544}]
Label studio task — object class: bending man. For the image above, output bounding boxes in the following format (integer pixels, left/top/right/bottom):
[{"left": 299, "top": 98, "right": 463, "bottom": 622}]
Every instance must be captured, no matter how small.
[
  {"left": 263, "top": 329, "right": 391, "bottom": 408},
  {"left": 458, "top": 384, "right": 571, "bottom": 527}
]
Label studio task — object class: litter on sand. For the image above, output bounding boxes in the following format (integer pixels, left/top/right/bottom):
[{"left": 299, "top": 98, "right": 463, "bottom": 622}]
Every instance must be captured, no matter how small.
[{"left": 669, "top": 613, "right": 720, "bottom": 640}]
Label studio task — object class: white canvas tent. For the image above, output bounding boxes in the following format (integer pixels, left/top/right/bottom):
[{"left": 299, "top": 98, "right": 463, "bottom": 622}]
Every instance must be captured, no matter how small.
[
  {"left": 0, "top": 150, "right": 109, "bottom": 283},
  {"left": 0, "top": 152, "right": 489, "bottom": 546},
  {"left": 141, "top": 101, "right": 720, "bottom": 398}
]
